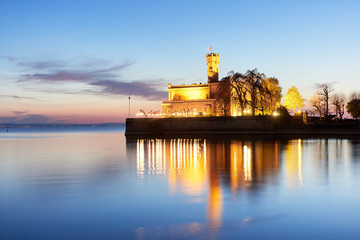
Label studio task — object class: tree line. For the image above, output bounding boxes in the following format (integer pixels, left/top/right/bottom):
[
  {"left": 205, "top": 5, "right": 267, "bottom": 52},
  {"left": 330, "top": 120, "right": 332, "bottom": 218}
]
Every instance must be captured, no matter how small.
[
  {"left": 216, "top": 68, "right": 360, "bottom": 120},
  {"left": 282, "top": 83, "right": 360, "bottom": 120},
  {"left": 309, "top": 83, "right": 360, "bottom": 120}
]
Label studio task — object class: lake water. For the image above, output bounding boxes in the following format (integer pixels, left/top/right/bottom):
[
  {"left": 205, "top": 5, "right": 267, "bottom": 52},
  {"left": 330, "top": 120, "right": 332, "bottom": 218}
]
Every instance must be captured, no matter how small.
[{"left": 1, "top": 127, "right": 360, "bottom": 239}]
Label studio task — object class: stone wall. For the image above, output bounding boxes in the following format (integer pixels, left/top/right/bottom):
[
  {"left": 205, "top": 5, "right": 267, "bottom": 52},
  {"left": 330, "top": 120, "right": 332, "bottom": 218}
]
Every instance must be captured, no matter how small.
[{"left": 125, "top": 116, "right": 290, "bottom": 136}]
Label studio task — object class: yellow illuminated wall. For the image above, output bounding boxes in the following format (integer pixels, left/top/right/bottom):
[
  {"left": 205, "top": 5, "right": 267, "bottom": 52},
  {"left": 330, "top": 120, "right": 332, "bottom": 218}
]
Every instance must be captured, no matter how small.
[
  {"left": 168, "top": 84, "right": 209, "bottom": 101},
  {"left": 163, "top": 83, "right": 217, "bottom": 116}
]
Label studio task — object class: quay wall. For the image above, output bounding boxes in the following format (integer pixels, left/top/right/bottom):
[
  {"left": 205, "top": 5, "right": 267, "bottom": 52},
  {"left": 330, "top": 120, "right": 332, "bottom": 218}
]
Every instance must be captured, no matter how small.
[
  {"left": 125, "top": 116, "right": 360, "bottom": 138},
  {"left": 125, "top": 116, "right": 292, "bottom": 136}
]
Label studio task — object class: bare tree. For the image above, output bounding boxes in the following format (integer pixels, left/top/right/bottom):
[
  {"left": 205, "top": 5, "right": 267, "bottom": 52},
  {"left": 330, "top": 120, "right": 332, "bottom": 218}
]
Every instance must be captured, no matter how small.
[
  {"left": 310, "top": 94, "right": 326, "bottom": 118},
  {"left": 316, "top": 83, "right": 333, "bottom": 118},
  {"left": 332, "top": 93, "right": 346, "bottom": 120}
]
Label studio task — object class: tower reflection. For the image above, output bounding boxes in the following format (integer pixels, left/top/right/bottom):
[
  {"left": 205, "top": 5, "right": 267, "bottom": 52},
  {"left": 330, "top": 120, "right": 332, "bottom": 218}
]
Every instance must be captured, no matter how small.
[{"left": 130, "top": 137, "right": 282, "bottom": 228}]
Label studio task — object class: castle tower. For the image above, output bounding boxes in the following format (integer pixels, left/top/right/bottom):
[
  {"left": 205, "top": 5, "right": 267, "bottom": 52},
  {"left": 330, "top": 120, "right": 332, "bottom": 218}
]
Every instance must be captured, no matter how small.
[{"left": 206, "top": 53, "right": 220, "bottom": 83}]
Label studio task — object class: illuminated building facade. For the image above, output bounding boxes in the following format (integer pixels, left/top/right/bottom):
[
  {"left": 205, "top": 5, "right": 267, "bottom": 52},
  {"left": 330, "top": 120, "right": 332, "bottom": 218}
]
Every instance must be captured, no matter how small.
[{"left": 162, "top": 53, "right": 223, "bottom": 117}]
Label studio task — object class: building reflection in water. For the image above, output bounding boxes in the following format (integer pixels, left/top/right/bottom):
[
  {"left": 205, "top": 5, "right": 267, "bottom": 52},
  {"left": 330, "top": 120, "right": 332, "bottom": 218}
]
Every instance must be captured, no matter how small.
[
  {"left": 132, "top": 138, "right": 282, "bottom": 228},
  {"left": 136, "top": 139, "right": 167, "bottom": 179},
  {"left": 168, "top": 139, "right": 207, "bottom": 196}
]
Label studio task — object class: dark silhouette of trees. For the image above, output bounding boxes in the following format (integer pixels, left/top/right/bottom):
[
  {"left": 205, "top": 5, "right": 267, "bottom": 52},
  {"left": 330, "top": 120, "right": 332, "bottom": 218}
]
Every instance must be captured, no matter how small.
[
  {"left": 346, "top": 99, "right": 360, "bottom": 119},
  {"left": 332, "top": 93, "right": 346, "bottom": 120},
  {"left": 310, "top": 95, "right": 325, "bottom": 118},
  {"left": 317, "top": 83, "right": 333, "bottom": 117},
  {"left": 310, "top": 83, "right": 333, "bottom": 118},
  {"left": 349, "top": 91, "right": 360, "bottom": 101},
  {"left": 346, "top": 92, "right": 360, "bottom": 120}
]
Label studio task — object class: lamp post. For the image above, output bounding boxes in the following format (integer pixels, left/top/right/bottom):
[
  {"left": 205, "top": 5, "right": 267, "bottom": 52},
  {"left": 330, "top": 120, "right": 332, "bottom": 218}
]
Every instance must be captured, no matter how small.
[{"left": 128, "top": 97, "right": 130, "bottom": 118}]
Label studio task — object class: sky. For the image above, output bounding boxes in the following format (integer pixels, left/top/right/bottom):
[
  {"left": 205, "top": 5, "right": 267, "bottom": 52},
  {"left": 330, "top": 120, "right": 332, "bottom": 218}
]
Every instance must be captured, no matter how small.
[{"left": 0, "top": 0, "right": 359, "bottom": 123}]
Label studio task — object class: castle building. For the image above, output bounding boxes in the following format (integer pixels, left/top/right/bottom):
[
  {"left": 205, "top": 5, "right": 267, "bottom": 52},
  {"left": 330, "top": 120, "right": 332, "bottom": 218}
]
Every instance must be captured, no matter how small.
[{"left": 162, "top": 53, "right": 223, "bottom": 117}]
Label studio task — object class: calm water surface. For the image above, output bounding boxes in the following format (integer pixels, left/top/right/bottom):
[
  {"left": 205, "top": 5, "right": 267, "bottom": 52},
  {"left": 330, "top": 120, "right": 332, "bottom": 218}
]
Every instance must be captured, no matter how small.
[{"left": 1, "top": 127, "right": 360, "bottom": 239}]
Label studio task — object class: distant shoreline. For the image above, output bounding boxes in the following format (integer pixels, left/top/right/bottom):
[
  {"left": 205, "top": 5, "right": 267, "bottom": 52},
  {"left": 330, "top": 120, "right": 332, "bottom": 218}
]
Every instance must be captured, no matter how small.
[{"left": 0, "top": 123, "right": 125, "bottom": 128}]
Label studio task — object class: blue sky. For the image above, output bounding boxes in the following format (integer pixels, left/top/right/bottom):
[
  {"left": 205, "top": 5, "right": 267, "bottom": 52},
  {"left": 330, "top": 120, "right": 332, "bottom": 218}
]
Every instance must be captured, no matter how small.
[{"left": 0, "top": 0, "right": 359, "bottom": 123}]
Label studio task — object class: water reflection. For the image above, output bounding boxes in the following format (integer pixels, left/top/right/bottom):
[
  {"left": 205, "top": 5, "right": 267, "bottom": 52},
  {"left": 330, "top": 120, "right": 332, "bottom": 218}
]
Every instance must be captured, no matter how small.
[
  {"left": 135, "top": 138, "right": 207, "bottom": 195},
  {"left": 128, "top": 137, "right": 286, "bottom": 230},
  {"left": 3, "top": 130, "right": 360, "bottom": 239},
  {"left": 284, "top": 139, "right": 303, "bottom": 187}
]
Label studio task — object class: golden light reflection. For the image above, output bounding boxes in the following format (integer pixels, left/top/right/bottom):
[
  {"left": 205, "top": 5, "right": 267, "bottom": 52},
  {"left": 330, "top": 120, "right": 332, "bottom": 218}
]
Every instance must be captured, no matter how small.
[
  {"left": 298, "top": 139, "right": 303, "bottom": 187},
  {"left": 229, "top": 141, "right": 281, "bottom": 194},
  {"left": 285, "top": 139, "right": 303, "bottom": 188},
  {"left": 230, "top": 141, "right": 241, "bottom": 191},
  {"left": 136, "top": 139, "right": 145, "bottom": 179},
  {"left": 208, "top": 176, "right": 222, "bottom": 228},
  {"left": 136, "top": 138, "right": 208, "bottom": 196},
  {"left": 136, "top": 139, "right": 166, "bottom": 178},
  {"left": 230, "top": 142, "right": 254, "bottom": 192},
  {"left": 134, "top": 138, "right": 281, "bottom": 230},
  {"left": 244, "top": 145, "right": 252, "bottom": 181},
  {"left": 169, "top": 139, "right": 207, "bottom": 196}
]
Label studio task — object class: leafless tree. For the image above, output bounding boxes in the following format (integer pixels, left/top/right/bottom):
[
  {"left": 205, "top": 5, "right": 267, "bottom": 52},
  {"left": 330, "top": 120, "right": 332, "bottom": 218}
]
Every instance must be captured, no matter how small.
[
  {"left": 310, "top": 94, "right": 326, "bottom": 118},
  {"left": 332, "top": 93, "right": 346, "bottom": 120},
  {"left": 316, "top": 83, "right": 333, "bottom": 118}
]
